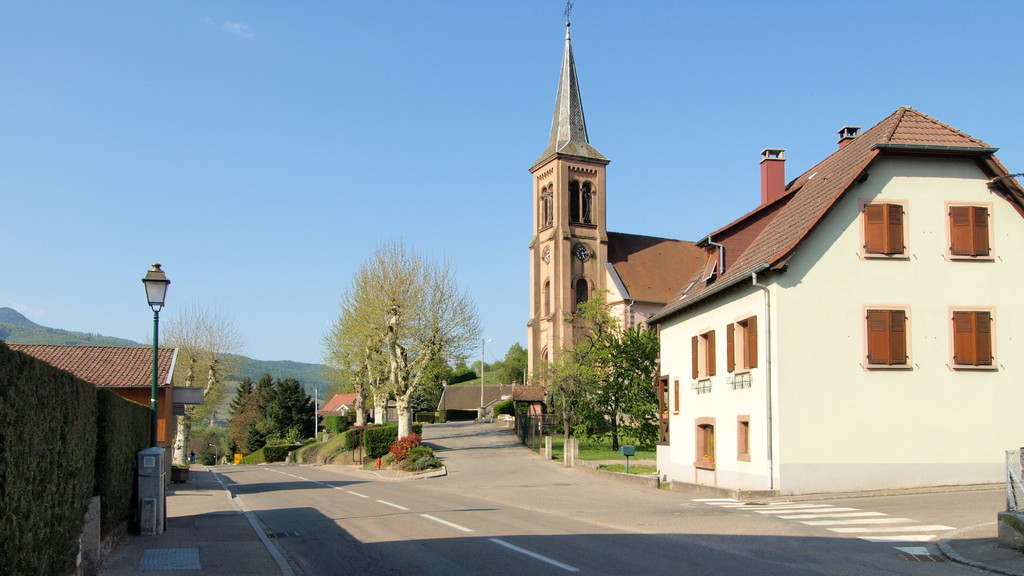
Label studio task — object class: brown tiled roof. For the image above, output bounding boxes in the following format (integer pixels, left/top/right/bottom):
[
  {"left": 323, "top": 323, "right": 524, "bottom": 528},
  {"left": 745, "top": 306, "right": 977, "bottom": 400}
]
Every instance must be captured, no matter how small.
[
  {"left": 512, "top": 386, "right": 545, "bottom": 402},
  {"left": 8, "top": 344, "right": 176, "bottom": 388},
  {"left": 439, "top": 384, "right": 513, "bottom": 411},
  {"left": 320, "top": 393, "right": 358, "bottom": 415},
  {"left": 607, "top": 232, "right": 704, "bottom": 304},
  {"left": 651, "top": 107, "right": 1024, "bottom": 322}
]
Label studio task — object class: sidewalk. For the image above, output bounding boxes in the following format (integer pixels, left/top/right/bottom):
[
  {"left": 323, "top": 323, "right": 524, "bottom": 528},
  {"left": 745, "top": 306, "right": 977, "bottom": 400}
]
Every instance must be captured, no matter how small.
[
  {"left": 941, "top": 522, "right": 1024, "bottom": 576},
  {"left": 98, "top": 465, "right": 291, "bottom": 576}
]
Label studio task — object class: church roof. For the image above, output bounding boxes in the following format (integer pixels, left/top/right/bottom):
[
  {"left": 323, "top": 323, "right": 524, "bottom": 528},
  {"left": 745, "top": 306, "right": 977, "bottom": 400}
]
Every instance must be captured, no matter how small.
[
  {"left": 531, "top": 22, "right": 608, "bottom": 171},
  {"left": 650, "top": 106, "right": 1024, "bottom": 323},
  {"left": 607, "top": 232, "right": 704, "bottom": 305}
]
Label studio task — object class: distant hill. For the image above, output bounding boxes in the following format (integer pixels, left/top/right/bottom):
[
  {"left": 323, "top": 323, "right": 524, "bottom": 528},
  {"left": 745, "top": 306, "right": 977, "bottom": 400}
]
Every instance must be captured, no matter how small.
[{"left": 0, "top": 306, "right": 332, "bottom": 390}]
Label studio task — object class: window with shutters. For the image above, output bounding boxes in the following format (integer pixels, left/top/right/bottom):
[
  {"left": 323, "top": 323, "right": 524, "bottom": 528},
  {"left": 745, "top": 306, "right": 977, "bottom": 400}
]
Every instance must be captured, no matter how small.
[
  {"left": 657, "top": 376, "right": 670, "bottom": 445},
  {"left": 865, "top": 308, "right": 910, "bottom": 368},
  {"left": 695, "top": 418, "right": 716, "bottom": 470},
  {"left": 861, "top": 201, "right": 907, "bottom": 258},
  {"left": 673, "top": 379, "right": 680, "bottom": 414},
  {"left": 727, "top": 316, "right": 758, "bottom": 373},
  {"left": 947, "top": 204, "right": 992, "bottom": 259},
  {"left": 951, "top": 309, "right": 995, "bottom": 369},
  {"left": 691, "top": 330, "right": 716, "bottom": 384}
]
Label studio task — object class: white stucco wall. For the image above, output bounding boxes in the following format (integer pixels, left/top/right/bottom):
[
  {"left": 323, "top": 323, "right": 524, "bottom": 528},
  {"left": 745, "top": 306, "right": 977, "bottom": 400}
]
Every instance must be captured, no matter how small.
[{"left": 659, "top": 155, "right": 1024, "bottom": 495}]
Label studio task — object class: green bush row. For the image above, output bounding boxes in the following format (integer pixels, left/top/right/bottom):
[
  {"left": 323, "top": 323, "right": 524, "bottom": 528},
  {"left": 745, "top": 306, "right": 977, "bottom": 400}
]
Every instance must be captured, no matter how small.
[
  {"left": 363, "top": 423, "right": 424, "bottom": 459},
  {"left": 492, "top": 398, "right": 515, "bottom": 417},
  {"left": 94, "top": 388, "right": 150, "bottom": 537},
  {"left": 323, "top": 415, "right": 350, "bottom": 434},
  {"left": 240, "top": 443, "right": 294, "bottom": 464},
  {"left": 0, "top": 343, "right": 151, "bottom": 576}
]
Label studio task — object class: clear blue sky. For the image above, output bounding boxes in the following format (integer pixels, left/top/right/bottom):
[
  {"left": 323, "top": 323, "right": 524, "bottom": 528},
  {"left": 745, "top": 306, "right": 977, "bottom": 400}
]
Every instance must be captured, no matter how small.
[{"left": 4, "top": 1, "right": 1023, "bottom": 365}]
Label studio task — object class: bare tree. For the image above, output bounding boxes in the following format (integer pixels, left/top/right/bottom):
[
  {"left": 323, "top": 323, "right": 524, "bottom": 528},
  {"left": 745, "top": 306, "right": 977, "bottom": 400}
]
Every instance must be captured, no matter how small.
[
  {"left": 163, "top": 301, "right": 244, "bottom": 464},
  {"left": 324, "top": 239, "right": 481, "bottom": 437}
]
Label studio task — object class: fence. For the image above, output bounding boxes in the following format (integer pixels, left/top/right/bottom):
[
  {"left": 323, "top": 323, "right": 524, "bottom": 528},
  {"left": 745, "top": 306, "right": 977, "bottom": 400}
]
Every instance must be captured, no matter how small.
[
  {"left": 1006, "top": 448, "right": 1024, "bottom": 512},
  {"left": 515, "top": 415, "right": 559, "bottom": 452}
]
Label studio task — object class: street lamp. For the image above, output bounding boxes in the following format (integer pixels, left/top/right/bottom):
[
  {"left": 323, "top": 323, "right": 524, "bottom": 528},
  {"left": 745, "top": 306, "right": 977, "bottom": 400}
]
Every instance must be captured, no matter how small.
[
  {"left": 142, "top": 263, "right": 170, "bottom": 447},
  {"left": 480, "top": 338, "right": 492, "bottom": 410}
]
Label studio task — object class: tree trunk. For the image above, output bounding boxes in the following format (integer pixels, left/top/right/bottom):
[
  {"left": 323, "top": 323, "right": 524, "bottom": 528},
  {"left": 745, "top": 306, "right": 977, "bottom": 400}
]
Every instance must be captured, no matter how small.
[
  {"left": 373, "top": 390, "right": 388, "bottom": 424},
  {"left": 396, "top": 390, "right": 414, "bottom": 438}
]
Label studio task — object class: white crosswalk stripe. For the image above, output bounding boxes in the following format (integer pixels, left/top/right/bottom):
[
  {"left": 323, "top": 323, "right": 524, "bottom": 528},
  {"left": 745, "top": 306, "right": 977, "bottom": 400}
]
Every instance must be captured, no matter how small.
[{"left": 691, "top": 499, "right": 955, "bottom": 544}]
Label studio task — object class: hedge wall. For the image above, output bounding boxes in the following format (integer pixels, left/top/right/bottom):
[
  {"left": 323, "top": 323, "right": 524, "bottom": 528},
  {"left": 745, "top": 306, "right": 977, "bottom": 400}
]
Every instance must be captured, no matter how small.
[
  {"left": 95, "top": 387, "right": 150, "bottom": 536},
  {"left": 0, "top": 343, "right": 98, "bottom": 576},
  {"left": 363, "top": 423, "right": 423, "bottom": 459}
]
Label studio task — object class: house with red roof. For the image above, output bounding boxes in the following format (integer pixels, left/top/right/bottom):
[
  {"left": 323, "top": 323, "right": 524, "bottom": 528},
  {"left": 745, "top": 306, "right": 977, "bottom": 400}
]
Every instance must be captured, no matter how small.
[
  {"left": 648, "top": 107, "right": 1024, "bottom": 495},
  {"left": 9, "top": 344, "right": 181, "bottom": 449},
  {"left": 319, "top": 393, "right": 358, "bottom": 417}
]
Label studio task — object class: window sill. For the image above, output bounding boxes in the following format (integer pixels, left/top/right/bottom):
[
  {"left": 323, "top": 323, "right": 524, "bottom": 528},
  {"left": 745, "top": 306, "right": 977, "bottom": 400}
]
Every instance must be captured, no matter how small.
[
  {"left": 694, "top": 460, "right": 716, "bottom": 471},
  {"left": 863, "top": 363, "right": 913, "bottom": 371},
  {"left": 951, "top": 364, "right": 998, "bottom": 372},
  {"left": 946, "top": 255, "right": 995, "bottom": 262},
  {"left": 737, "top": 452, "right": 751, "bottom": 462},
  {"left": 861, "top": 253, "right": 910, "bottom": 261}
]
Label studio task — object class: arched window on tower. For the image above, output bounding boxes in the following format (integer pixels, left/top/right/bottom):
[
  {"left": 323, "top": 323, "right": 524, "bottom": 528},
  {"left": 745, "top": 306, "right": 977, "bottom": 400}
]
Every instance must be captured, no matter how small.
[
  {"left": 573, "top": 278, "right": 589, "bottom": 313},
  {"left": 543, "top": 280, "right": 551, "bottom": 317},
  {"left": 569, "top": 180, "right": 581, "bottom": 223},
  {"left": 581, "top": 181, "right": 593, "bottom": 224},
  {"left": 540, "top": 186, "right": 553, "bottom": 230}
]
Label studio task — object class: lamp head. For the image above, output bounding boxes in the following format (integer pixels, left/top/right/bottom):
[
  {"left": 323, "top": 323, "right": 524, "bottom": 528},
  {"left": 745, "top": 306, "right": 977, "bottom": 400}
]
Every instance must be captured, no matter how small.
[{"left": 142, "top": 263, "right": 170, "bottom": 310}]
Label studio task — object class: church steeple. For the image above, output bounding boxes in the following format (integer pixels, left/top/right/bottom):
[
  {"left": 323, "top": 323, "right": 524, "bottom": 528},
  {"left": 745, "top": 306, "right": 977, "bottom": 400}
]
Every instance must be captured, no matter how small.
[{"left": 532, "top": 21, "right": 607, "bottom": 170}]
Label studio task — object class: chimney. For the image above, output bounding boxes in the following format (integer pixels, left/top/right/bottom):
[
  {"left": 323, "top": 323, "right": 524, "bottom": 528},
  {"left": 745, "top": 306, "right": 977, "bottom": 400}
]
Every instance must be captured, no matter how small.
[
  {"left": 760, "top": 148, "right": 786, "bottom": 204},
  {"left": 837, "top": 126, "right": 860, "bottom": 148}
]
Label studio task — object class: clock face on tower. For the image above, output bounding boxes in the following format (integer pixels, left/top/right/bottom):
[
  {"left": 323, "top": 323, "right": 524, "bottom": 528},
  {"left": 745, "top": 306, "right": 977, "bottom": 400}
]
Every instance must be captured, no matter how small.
[
  {"left": 542, "top": 248, "right": 551, "bottom": 263},
  {"left": 574, "top": 243, "right": 591, "bottom": 262}
]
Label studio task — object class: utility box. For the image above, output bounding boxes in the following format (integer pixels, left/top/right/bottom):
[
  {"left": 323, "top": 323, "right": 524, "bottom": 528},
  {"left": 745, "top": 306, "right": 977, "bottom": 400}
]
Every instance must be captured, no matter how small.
[{"left": 137, "top": 447, "right": 166, "bottom": 535}]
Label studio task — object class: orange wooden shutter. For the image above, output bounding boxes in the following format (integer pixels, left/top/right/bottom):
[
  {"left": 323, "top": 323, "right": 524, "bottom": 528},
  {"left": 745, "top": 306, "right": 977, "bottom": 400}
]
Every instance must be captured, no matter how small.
[
  {"left": 889, "top": 310, "right": 907, "bottom": 365},
  {"left": 864, "top": 204, "right": 886, "bottom": 253},
  {"left": 726, "top": 323, "right": 735, "bottom": 373},
  {"left": 886, "top": 205, "right": 904, "bottom": 254},
  {"left": 953, "top": 311, "right": 975, "bottom": 365},
  {"left": 691, "top": 336, "right": 699, "bottom": 379},
  {"left": 673, "top": 380, "right": 680, "bottom": 412},
  {"left": 976, "top": 311, "right": 993, "bottom": 365},
  {"left": 950, "top": 206, "right": 972, "bottom": 255},
  {"left": 866, "top": 310, "right": 890, "bottom": 364},
  {"left": 972, "top": 207, "right": 990, "bottom": 256},
  {"left": 708, "top": 331, "right": 717, "bottom": 376},
  {"left": 746, "top": 316, "right": 758, "bottom": 368}
]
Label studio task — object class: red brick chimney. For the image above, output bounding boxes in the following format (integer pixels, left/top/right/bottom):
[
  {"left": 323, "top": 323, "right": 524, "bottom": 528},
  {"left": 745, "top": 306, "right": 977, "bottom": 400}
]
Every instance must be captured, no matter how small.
[
  {"left": 760, "top": 148, "right": 786, "bottom": 204},
  {"left": 837, "top": 126, "right": 860, "bottom": 148}
]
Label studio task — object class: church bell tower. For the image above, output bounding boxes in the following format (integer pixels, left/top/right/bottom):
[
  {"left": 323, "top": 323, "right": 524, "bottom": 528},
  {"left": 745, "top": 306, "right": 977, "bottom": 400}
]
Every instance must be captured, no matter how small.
[{"left": 528, "top": 21, "right": 609, "bottom": 378}]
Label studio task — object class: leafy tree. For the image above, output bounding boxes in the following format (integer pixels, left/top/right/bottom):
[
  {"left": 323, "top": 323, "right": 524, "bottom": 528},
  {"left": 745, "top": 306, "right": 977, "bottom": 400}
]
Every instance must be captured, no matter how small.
[
  {"left": 496, "top": 343, "right": 528, "bottom": 385},
  {"left": 322, "top": 239, "right": 481, "bottom": 437},
  {"left": 548, "top": 292, "right": 660, "bottom": 449},
  {"left": 163, "top": 302, "right": 244, "bottom": 464},
  {"left": 263, "top": 377, "right": 314, "bottom": 440}
]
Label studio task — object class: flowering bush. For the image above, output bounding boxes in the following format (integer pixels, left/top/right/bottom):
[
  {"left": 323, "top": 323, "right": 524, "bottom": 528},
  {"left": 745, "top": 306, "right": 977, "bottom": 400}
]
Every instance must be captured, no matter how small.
[{"left": 388, "top": 433, "right": 422, "bottom": 461}]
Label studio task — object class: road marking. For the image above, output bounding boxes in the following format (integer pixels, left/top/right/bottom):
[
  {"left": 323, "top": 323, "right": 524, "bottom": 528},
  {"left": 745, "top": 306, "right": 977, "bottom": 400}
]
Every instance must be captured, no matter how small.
[
  {"left": 420, "top": 514, "right": 474, "bottom": 533},
  {"left": 778, "top": 512, "right": 888, "bottom": 520},
  {"left": 860, "top": 535, "right": 938, "bottom": 543},
  {"left": 211, "top": 471, "right": 296, "bottom": 576},
  {"left": 489, "top": 538, "right": 580, "bottom": 573},
  {"left": 377, "top": 500, "right": 410, "bottom": 511},
  {"left": 692, "top": 498, "right": 739, "bottom": 503},
  {"left": 754, "top": 507, "right": 860, "bottom": 515},
  {"left": 748, "top": 504, "right": 838, "bottom": 511},
  {"left": 802, "top": 517, "right": 917, "bottom": 526},
  {"left": 346, "top": 490, "right": 369, "bottom": 498},
  {"left": 829, "top": 525, "right": 954, "bottom": 534}
]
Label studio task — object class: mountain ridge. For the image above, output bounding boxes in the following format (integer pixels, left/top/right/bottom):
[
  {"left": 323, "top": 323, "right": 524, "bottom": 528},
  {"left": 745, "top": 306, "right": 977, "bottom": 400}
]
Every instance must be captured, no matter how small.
[{"left": 0, "top": 307, "right": 331, "bottom": 389}]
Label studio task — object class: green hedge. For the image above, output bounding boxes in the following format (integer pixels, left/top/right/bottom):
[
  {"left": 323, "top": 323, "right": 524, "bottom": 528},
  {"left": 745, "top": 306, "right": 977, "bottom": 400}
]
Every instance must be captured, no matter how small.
[
  {"left": 241, "top": 444, "right": 294, "bottom": 464},
  {"left": 492, "top": 398, "right": 514, "bottom": 417},
  {"left": 363, "top": 424, "right": 423, "bottom": 459},
  {"left": 0, "top": 343, "right": 98, "bottom": 576},
  {"left": 94, "top": 388, "right": 150, "bottom": 537},
  {"left": 323, "top": 415, "right": 349, "bottom": 434}
]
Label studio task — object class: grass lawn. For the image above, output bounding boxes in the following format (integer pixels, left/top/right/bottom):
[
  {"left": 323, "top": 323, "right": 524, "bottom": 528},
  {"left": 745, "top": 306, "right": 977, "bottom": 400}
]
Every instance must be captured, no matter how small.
[
  {"left": 548, "top": 436, "right": 656, "bottom": 462},
  {"left": 598, "top": 463, "right": 658, "bottom": 475}
]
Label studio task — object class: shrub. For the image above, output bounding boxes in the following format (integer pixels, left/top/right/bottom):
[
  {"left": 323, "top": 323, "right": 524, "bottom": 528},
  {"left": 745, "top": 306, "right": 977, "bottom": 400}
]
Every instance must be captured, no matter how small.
[
  {"left": 401, "top": 445, "right": 442, "bottom": 472},
  {"left": 323, "top": 415, "right": 349, "bottom": 434},
  {"left": 493, "top": 398, "right": 515, "bottom": 417},
  {"left": 363, "top": 423, "right": 423, "bottom": 459},
  {"left": 240, "top": 444, "right": 293, "bottom": 464},
  {"left": 388, "top": 434, "right": 422, "bottom": 461},
  {"left": 94, "top": 388, "right": 149, "bottom": 536}
]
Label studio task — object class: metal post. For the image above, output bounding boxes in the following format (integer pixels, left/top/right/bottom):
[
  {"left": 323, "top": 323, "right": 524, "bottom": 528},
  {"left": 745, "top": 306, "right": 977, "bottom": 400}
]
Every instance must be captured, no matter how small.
[{"left": 150, "top": 308, "right": 160, "bottom": 447}]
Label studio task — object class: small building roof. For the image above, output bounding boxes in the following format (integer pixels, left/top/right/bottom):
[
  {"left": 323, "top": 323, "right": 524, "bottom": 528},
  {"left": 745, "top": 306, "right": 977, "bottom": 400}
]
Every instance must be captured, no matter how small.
[
  {"left": 8, "top": 344, "right": 177, "bottom": 388},
  {"left": 439, "top": 384, "right": 514, "bottom": 411},
  {"left": 320, "top": 393, "right": 358, "bottom": 415},
  {"left": 512, "top": 386, "right": 545, "bottom": 402}
]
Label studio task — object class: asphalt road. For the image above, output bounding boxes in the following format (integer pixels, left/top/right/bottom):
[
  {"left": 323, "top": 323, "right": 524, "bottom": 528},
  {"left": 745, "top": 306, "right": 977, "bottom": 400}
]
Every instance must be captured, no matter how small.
[{"left": 211, "top": 422, "right": 1005, "bottom": 575}]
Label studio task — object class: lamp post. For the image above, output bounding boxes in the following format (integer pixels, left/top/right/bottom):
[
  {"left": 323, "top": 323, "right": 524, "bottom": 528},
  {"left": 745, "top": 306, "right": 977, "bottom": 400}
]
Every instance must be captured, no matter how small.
[
  {"left": 142, "top": 263, "right": 170, "bottom": 447},
  {"left": 480, "top": 338, "right": 492, "bottom": 410}
]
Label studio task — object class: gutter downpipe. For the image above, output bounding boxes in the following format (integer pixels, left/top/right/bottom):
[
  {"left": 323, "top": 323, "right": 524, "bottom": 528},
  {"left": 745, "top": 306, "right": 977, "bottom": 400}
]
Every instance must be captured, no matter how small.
[{"left": 751, "top": 264, "right": 773, "bottom": 490}]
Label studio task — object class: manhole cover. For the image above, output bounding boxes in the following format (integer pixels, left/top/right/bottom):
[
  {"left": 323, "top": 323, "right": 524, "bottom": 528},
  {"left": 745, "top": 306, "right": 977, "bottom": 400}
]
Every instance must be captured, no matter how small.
[{"left": 138, "top": 547, "right": 201, "bottom": 570}]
